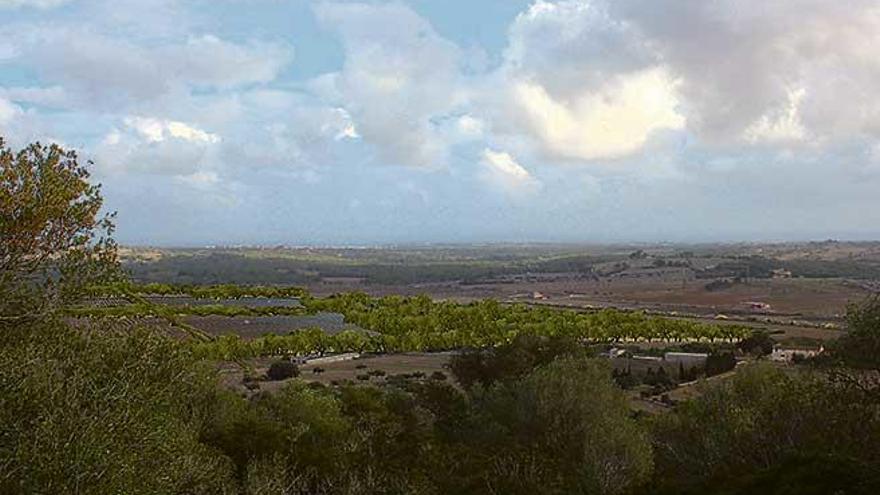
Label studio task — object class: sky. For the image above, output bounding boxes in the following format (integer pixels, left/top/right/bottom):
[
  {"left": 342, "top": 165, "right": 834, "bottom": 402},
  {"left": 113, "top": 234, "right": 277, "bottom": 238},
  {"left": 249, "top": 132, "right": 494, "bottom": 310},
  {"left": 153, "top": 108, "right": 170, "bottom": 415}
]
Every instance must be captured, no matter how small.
[{"left": 2, "top": 0, "right": 880, "bottom": 246}]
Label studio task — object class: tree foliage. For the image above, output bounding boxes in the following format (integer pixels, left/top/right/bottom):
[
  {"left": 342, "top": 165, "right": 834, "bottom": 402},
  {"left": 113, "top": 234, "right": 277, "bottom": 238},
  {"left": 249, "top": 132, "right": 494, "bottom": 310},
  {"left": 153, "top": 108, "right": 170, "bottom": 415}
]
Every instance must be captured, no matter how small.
[
  {"left": 649, "top": 364, "right": 880, "bottom": 493},
  {"left": 0, "top": 322, "right": 236, "bottom": 494},
  {"left": 0, "top": 139, "right": 119, "bottom": 323}
]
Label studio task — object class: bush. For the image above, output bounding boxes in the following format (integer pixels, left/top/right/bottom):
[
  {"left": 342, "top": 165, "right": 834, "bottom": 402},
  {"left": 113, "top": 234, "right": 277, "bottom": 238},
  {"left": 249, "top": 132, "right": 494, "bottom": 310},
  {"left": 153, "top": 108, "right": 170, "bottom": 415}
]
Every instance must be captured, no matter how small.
[
  {"left": 705, "top": 352, "right": 737, "bottom": 377},
  {"left": 649, "top": 364, "right": 880, "bottom": 493},
  {"left": 449, "top": 335, "right": 589, "bottom": 389},
  {"left": 737, "top": 331, "right": 775, "bottom": 356},
  {"left": 430, "top": 371, "right": 447, "bottom": 381},
  {"left": 266, "top": 361, "right": 299, "bottom": 381},
  {"left": 460, "top": 358, "right": 653, "bottom": 494},
  {"left": 0, "top": 322, "right": 236, "bottom": 494}
]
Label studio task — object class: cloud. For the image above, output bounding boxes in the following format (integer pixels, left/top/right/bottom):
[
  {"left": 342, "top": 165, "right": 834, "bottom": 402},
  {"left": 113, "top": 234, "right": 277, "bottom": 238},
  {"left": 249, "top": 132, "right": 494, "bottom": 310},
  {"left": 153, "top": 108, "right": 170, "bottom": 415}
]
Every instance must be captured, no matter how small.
[
  {"left": 95, "top": 117, "right": 220, "bottom": 176},
  {"left": 481, "top": 148, "right": 541, "bottom": 194},
  {"left": 511, "top": 67, "right": 684, "bottom": 160},
  {"left": 9, "top": 27, "right": 293, "bottom": 109},
  {"left": 0, "top": 0, "right": 69, "bottom": 9},
  {"left": 743, "top": 87, "right": 808, "bottom": 144},
  {"left": 505, "top": 0, "right": 653, "bottom": 100},
  {"left": 0, "top": 86, "right": 67, "bottom": 107},
  {"left": 482, "top": 0, "right": 880, "bottom": 160},
  {"left": 315, "top": 2, "right": 465, "bottom": 168},
  {"left": 608, "top": 0, "right": 880, "bottom": 144},
  {"left": 0, "top": 97, "right": 20, "bottom": 125},
  {"left": 123, "top": 117, "right": 220, "bottom": 144}
]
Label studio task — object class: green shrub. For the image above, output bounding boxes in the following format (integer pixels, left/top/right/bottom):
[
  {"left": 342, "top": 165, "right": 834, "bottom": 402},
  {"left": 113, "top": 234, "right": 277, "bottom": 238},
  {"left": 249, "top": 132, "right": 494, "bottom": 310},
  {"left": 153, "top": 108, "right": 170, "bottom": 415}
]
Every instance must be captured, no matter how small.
[
  {"left": 266, "top": 361, "right": 299, "bottom": 381},
  {"left": 0, "top": 322, "right": 236, "bottom": 494}
]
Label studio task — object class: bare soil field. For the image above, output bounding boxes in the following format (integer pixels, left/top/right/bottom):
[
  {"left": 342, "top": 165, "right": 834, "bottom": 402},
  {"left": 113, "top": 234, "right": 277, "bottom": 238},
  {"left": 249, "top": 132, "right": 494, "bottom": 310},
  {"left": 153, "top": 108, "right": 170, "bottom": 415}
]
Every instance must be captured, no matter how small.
[{"left": 220, "top": 352, "right": 453, "bottom": 394}]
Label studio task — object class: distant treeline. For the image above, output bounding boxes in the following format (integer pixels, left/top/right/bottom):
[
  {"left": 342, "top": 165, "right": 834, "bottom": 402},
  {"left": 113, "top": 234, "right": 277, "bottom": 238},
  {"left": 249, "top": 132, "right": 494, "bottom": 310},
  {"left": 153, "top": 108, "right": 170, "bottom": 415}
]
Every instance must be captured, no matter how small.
[
  {"left": 697, "top": 255, "right": 880, "bottom": 280},
  {"left": 126, "top": 252, "right": 608, "bottom": 285}
]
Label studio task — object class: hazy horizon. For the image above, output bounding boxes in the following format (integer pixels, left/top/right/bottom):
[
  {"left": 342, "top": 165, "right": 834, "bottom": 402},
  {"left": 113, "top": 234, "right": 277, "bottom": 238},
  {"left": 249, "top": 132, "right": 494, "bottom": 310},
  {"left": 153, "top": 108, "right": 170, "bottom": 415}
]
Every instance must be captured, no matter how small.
[{"left": 120, "top": 237, "right": 880, "bottom": 251}]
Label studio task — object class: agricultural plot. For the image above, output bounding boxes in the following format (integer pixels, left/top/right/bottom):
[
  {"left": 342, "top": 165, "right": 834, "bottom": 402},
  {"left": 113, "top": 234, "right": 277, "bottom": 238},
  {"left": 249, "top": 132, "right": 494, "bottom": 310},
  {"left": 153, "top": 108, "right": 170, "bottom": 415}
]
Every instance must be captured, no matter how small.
[
  {"left": 142, "top": 295, "right": 302, "bottom": 308},
  {"left": 227, "top": 352, "right": 455, "bottom": 394},
  {"left": 181, "top": 312, "right": 366, "bottom": 339}
]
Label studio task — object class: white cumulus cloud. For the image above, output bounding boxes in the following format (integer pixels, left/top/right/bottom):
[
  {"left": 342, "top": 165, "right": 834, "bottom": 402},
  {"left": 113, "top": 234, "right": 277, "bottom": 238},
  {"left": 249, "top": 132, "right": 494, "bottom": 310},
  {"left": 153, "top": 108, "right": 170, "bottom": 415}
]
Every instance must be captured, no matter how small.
[
  {"left": 96, "top": 117, "right": 220, "bottom": 176},
  {"left": 481, "top": 148, "right": 541, "bottom": 194},
  {"left": 512, "top": 67, "right": 684, "bottom": 161}
]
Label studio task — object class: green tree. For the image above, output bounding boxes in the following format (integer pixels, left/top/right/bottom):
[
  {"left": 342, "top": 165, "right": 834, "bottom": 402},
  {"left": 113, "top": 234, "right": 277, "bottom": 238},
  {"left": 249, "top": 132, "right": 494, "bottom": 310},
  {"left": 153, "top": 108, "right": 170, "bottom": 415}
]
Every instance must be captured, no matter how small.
[
  {"left": 0, "top": 139, "right": 234, "bottom": 493},
  {"left": 1, "top": 139, "right": 119, "bottom": 323},
  {"left": 455, "top": 358, "right": 653, "bottom": 495},
  {"left": 649, "top": 364, "right": 880, "bottom": 493},
  {"left": 0, "top": 323, "right": 236, "bottom": 494}
]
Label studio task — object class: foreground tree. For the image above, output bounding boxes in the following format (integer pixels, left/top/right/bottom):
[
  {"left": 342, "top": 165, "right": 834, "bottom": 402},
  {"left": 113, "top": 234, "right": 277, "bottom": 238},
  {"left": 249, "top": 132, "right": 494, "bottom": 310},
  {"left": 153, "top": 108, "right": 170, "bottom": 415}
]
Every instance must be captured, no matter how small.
[
  {"left": 0, "top": 138, "right": 233, "bottom": 493},
  {"left": 649, "top": 364, "right": 880, "bottom": 494},
  {"left": 828, "top": 295, "right": 880, "bottom": 369},
  {"left": 0, "top": 323, "right": 237, "bottom": 494},
  {"left": 0, "top": 138, "right": 119, "bottom": 323},
  {"left": 449, "top": 358, "right": 653, "bottom": 495}
]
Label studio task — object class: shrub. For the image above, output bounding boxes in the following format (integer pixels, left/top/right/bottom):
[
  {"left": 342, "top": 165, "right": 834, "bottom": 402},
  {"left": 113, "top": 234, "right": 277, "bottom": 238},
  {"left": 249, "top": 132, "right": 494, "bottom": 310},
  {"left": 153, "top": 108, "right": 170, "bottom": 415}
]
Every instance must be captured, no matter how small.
[
  {"left": 705, "top": 352, "right": 737, "bottom": 377},
  {"left": 737, "top": 331, "right": 775, "bottom": 356},
  {"left": 266, "top": 361, "right": 299, "bottom": 381},
  {"left": 430, "top": 371, "right": 447, "bottom": 381},
  {"left": 0, "top": 322, "right": 236, "bottom": 494}
]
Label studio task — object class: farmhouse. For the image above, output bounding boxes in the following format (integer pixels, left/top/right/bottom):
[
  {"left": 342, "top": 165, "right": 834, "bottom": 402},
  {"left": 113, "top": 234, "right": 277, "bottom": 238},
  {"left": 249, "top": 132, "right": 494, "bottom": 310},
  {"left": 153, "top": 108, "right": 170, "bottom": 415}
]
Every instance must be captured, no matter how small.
[
  {"left": 771, "top": 268, "right": 793, "bottom": 279},
  {"left": 770, "top": 344, "right": 824, "bottom": 362}
]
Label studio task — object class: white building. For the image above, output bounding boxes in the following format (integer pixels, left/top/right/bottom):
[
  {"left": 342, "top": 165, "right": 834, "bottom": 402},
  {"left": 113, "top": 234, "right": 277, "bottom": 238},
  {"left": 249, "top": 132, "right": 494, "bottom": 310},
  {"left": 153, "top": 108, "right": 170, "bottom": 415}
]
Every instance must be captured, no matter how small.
[
  {"left": 770, "top": 346, "right": 823, "bottom": 362},
  {"left": 663, "top": 352, "right": 709, "bottom": 367}
]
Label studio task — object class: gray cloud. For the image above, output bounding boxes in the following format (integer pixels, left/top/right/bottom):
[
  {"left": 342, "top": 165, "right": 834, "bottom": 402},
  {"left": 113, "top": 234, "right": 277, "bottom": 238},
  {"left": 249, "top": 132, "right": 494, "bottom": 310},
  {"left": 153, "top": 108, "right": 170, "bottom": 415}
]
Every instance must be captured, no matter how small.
[
  {"left": 609, "top": 0, "right": 880, "bottom": 144},
  {"left": 5, "top": 26, "right": 293, "bottom": 110}
]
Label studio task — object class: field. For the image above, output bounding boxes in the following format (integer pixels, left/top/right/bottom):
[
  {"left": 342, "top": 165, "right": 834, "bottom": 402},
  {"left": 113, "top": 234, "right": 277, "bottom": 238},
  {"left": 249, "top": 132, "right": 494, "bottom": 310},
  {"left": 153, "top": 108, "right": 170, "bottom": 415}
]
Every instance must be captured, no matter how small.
[{"left": 221, "top": 352, "right": 454, "bottom": 394}]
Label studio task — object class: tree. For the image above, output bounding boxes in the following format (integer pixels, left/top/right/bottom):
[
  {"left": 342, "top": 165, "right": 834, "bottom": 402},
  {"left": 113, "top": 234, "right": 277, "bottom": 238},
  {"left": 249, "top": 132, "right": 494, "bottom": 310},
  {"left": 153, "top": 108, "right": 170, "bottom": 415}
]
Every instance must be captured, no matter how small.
[
  {"left": 0, "top": 139, "right": 234, "bottom": 493},
  {"left": 705, "top": 352, "right": 737, "bottom": 377},
  {"left": 457, "top": 358, "right": 653, "bottom": 495},
  {"left": 0, "top": 323, "right": 237, "bottom": 493},
  {"left": 266, "top": 360, "right": 299, "bottom": 381},
  {"left": 0, "top": 138, "right": 119, "bottom": 323},
  {"left": 649, "top": 364, "right": 880, "bottom": 493},
  {"left": 449, "top": 335, "right": 589, "bottom": 390},
  {"left": 832, "top": 295, "right": 880, "bottom": 371},
  {"left": 820, "top": 295, "right": 880, "bottom": 400},
  {"left": 736, "top": 331, "right": 775, "bottom": 356}
]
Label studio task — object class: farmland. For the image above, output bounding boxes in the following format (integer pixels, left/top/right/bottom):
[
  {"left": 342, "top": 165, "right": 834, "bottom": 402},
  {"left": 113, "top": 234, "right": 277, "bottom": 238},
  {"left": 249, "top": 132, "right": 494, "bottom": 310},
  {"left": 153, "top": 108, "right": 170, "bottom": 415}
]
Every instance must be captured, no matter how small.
[
  {"left": 75, "top": 283, "right": 754, "bottom": 360},
  {"left": 122, "top": 241, "right": 880, "bottom": 320}
]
